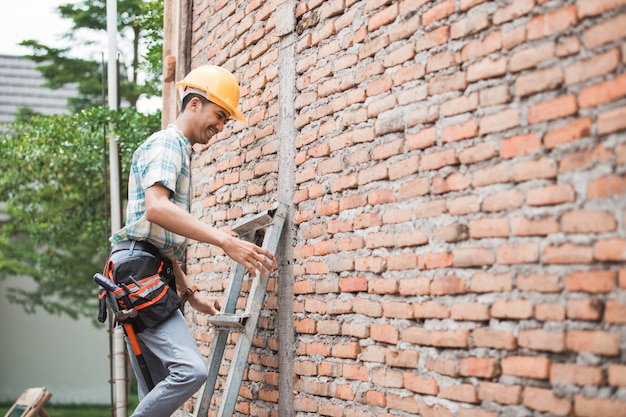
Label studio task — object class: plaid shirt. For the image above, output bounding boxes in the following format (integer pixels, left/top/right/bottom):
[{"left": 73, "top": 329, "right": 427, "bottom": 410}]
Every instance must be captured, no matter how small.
[{"left": 110, "top": 124, "right": 192, "bottom": 260}]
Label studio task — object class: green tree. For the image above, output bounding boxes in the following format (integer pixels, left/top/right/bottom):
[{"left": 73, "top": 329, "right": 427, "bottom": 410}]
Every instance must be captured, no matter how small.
[
  {"left": 21, "top": 0, "right": 164, "bottom": 112},
  {"left": 0, "top": 108, "right": 160, "bottom": 319}
]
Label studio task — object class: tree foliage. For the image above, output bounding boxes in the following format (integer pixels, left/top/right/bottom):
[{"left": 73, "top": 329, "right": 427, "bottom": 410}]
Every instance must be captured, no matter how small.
[
  {"left": 21, "top": 0, "right": 164, "bottom": 111},
  {"left": 0, "top": 108, "right": 161, "bottom": 320}
]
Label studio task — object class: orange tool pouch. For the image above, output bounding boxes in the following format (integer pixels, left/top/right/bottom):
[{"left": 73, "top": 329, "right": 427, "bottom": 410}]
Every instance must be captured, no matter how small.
[{"left": 98, "top": 255, "right": 181, "bottom": 333}]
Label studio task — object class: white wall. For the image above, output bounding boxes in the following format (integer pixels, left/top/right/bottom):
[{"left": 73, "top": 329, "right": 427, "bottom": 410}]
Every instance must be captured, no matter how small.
[{"left": 0, "top": 278, "right": 111, "bottom": 404}]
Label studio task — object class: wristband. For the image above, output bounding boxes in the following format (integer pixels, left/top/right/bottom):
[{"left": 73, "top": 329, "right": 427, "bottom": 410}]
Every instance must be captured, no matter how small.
[{"left": 181, "top": 285, "right": 200, "bottom": 303}]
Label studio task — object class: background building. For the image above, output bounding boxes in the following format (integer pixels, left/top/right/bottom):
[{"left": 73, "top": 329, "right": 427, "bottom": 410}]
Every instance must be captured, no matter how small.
[{"left": 0, "top": 54, "right": 75, "bottom": 126}]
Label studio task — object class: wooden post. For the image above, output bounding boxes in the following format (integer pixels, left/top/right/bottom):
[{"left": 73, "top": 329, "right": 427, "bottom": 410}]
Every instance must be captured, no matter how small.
[{"left": 162, "top": 0, "right": 178, "bottom": 128}]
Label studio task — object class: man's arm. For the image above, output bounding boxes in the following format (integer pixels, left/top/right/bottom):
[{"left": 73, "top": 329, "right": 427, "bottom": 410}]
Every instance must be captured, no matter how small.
[
  {"left": 172, "top": 261, "right": 221, "bottom": 315},
  {"left": 145, "top": 182, "right": 277, "bottom": 276}
]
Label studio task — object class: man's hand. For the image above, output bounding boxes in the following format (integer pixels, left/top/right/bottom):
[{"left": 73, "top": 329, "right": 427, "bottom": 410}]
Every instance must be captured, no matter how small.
[
  {"left": 222, "top": 234, "right": 278, "bottom": 277},
  {"left": 189, "top": 294, "right": 222, "bottom": 315}
]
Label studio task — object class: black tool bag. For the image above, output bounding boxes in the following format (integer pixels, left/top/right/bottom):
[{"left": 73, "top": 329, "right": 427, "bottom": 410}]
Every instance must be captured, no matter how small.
[{"left": 99, "top": 255, "right": 182, "bottom": 332}]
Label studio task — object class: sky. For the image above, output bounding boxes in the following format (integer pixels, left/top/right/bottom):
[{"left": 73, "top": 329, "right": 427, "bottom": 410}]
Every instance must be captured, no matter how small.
[{"left": 0, "top": 0, "right": 73, "bottom": 56}]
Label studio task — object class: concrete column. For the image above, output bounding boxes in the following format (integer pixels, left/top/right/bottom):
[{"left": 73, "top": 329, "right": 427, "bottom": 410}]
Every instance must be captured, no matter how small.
[{"left": 275, "top": 0, "right": 296, "bottom": 415}]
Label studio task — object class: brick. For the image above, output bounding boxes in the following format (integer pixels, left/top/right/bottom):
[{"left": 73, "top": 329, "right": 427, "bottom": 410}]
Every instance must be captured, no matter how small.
[
  {"left": 560, "top": 144, "right": 612, "bottom": 172},
  {"left": 493, "top": 0, "right": 534, "bottom": 24},
  {"left": 421, "top": 148, "right": 458, "bottom": 171},
  {"left": 609, "top": 364, "right": 626, "bottom": 386},
  {"left": 426, "top": 358, "right": 457, "bottom": 377},
  {"left": 332, "top": 341, "right": 361, "bottom": 359},
  {"left": 451, "top": 302, "right": 490, "bottom": 321},
  {"left": 598, "top": 105, "right": 626, "bottom": 135},
  {"left": 567, "top": 298, "right": 604, "bottom": 320},
  {"left": 496, "top": 242, "right": 540, "bottom": 264},
  {"left": 459, "top": 357, "right": 501, "bottom": 378},
  {"left": 461, "top": 31, "right": 502, "bottom": 61},
  {"left": 422, "top": 0, "right": 455, "bottom": 26},
  {"left": 544, "top": 117, "right": 593, "bottom": 149},
  {"left": 441, "top": 119, "right": 478, "bottom": 143},
  {"left": 428, "top": 72, "right": 467, "bottom": 96},
  {"left": 482, "top": 189, "right": 524, "bottom": 212},
  {"left": 479, "top": 84, "right": 510, "bottom": 106},
  {"left": 467, "top": 56, "right": 507, "bottom": 82},
  {"left": 387, "top": 393, "right": 420, "bottom": 414},
  {"left": 561, "top": 210, "right": 617, "bottom": 233},
  {"left": 523, "top": 386, "right": 571, "bottom": 416},
  {"left": 587, "top": 174, "right": 626, "bottom": 199},
  {"left": 578, "top": 0, "right": 626, "bottom": 17},
  {"left": 518, "top": 329, "right": 565, "bottom": 352},
  {"left": 565, "top": 48, "right": 620, "bottom": 85},
  {"left": 403, "top": 328, "right": 470, "bottom": 348},
  {"left": 583, "top": 13, "right": 626, "bottom": 50},
  {"left": 515, "top": 66, "right": 563, "bottom": 97},
  {"left": 404, "top": 373, "right": 439, "bottom": 395},
  {"left": 526, "top": 183, "right": 575, "bottom": 206},
  {"left": 545, "top": 244, "right": 594, "bottom": 265},
  {"left": 472, "top": 328, "right": 516, "bottom": 350},
  {"left": 453, "top": 247, "right": 496, "bottom": 268},
  {"left": 513, "top": 158, "right": 557, "bottom": 182},
  {"left": 479, "top": 108, "right": 519, "bottom": 135},
  {"left": 605, "top": 300, "right": 626, "bottom": 323},
  {"left": 500, "top": 133, "right": 542, "bottom": 159},
  {"left": 469, "top": 218, "right": 509, "bottom": 239},
  {"left": 566, "top": 330, "right": 620, "bottom": 355},
  {"left": 440, "top": 384, "right": 478, "bottom": 404},
  {"left": 449, "top": 195, "right": 480, "bottom": 215},
  {"left": 478, "top": 382, "right": 521, "bottom": 405},
  {"left": 535, "top": 302, "right": 566, "bottom": 321},
  {"left": 511, "top": 217, "right": 559, "bottom": 237},
  {"left": 579, "top": 72, "right": 626, "bottom": 108},
  {"left": 501, "top": 356, "right": 550, "bottom": 379},
  {"left": 451, "top": 12, "right": 489, "bottom": 39},
  {"left": 363, "top": 390, "right": 385, "bottom": 407},
  {"left": 550, "top": 363, "right": 604, "bottom": 386},
  {"left": 435, "top": 223, "right": 469, "bottom": 243},
  {"left": 367, "top": 3, "right": 399, "bottom": 31},
  {"left": 470, "top": 272, "right": 512, "bottom": 293},
  {"left": 458, "top": 142, "right": 498, "bottom": 165},
  {"left": 416, "top": 26, "right": 450, "bottom": 53},
  {"left": 491, "top": 299, "right": 533, "bottom": 319},
  {"left": 574, "top": 396, "right": 626, "bottom": 417},
  {"left": 419, "top": 251, "right": 454, "bottom": 269},
  {"left": 385, "top": 349, "right": 418, "bottom": 368},
  {"left": 509, "top": 42, "right": 555, "bottom": 72},
  {"left": 430, "top": 274, "right": 466, "bottom": 295},
  {"left": 527, "top": 5, "right": 578, "bottom": 40},
  {"left": 564, "top": 270, "right": 616, "bottom": 293},
  {"left": 528, "top": 94, "right": 578, "bottom": 123},
  {"left": 472, "top": 163, "right": 511, "bottom": 187},
  {"left": 413, "top": 301, "right": 450, "bottom": 319}
]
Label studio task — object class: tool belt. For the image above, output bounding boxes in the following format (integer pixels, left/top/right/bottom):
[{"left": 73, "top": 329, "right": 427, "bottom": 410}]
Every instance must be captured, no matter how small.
[{"left": 98, "top": 240, "right": 182, "bottom": 332}]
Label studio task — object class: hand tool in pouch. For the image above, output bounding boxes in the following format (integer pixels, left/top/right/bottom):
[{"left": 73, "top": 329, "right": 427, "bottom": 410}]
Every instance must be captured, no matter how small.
[{"left": 94, "top": 273, "right": 155, "bottom": 390}]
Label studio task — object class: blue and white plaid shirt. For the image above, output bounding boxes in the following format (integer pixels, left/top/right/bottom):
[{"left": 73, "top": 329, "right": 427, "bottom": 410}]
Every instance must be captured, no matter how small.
[{"left": 110, "top": 124, "right": 192, "bottom": 260}]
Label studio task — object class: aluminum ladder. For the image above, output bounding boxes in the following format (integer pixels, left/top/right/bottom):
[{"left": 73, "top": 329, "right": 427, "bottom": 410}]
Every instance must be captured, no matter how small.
[{"left": 193, "top": 202, "right": 288, "bottom": 417}]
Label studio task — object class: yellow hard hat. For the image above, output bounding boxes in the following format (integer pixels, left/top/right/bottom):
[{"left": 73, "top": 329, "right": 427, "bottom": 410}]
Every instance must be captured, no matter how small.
[{"left": 176, "top": 65, "right": 247, "bottom": 123}]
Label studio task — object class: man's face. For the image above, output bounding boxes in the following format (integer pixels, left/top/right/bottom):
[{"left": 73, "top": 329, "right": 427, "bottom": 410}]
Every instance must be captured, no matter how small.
[{"left": 190, "top": 98, "right": 231, "bottom": 145}]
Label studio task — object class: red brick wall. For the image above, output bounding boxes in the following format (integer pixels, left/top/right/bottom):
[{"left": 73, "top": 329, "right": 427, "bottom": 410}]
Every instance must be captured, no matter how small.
[{"left": 184, "top": 0, "right": 626, "bottom": 416}]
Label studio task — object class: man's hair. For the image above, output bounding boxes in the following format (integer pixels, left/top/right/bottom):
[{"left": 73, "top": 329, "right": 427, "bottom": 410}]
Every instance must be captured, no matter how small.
[{"left": 181, "top": 93, "right": 210, "bottom": 112}]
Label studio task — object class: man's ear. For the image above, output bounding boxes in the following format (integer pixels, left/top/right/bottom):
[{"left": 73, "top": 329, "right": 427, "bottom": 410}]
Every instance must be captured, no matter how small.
[{"left": 189, "top": 96, "right": 202, "bottom": 111}]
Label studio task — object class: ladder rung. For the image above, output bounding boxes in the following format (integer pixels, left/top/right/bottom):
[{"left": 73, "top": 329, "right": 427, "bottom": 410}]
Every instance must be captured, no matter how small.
[
  {"left": 232, "top": 204, "right": 279, "bottom": 236},
  {"left": 207, "top": 313, "right": 249, "bottom": 330}
]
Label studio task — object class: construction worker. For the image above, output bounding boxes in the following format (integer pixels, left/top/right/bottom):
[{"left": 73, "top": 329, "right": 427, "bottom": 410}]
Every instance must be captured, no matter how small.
[{"left": 106, "top": 65, "right": 277, "bottom": 417}]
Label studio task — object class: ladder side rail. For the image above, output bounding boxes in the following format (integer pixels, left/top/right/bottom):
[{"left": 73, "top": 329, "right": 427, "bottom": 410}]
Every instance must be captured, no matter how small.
[
  {"left": 193, "top": 241, "right": 252, "bottom": 416},
  {"left": 216, "top": 204, "right": 287, "bottom": 417},
  {"left": 191, "top": 328, "right": 229, "bottom": 417}
]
